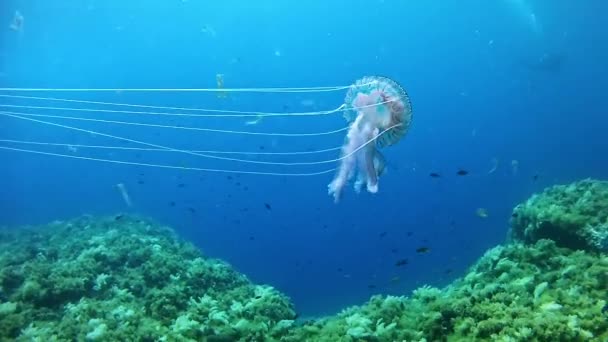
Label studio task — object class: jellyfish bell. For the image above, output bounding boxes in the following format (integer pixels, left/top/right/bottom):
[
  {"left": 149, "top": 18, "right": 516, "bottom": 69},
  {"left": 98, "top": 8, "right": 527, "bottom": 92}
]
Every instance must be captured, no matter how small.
[{"left": 328, "top": 76, "right": 412, "bottom": 202}]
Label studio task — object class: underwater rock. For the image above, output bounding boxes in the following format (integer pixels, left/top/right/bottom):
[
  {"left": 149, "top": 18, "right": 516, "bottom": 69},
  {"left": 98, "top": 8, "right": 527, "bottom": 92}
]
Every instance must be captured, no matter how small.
[
  {"left": 2, "top": 178, "right": 608, "bottom": 341},
  {"left": 282, "top": 239, "right": 608, "bottom": 341},
  {"left": 0, "top": 215, "right": 295, "bottom": 340},
  {"left": 509, "top": 178, "right": 608, "bottom": 252}
]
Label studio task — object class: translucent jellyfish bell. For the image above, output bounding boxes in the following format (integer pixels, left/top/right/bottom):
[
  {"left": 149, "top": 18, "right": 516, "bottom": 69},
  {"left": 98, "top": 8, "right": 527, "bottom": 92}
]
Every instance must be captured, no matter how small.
[
  {"left": 344, "top": 76, "right": 413, "bottom": 147},
  {"left": 328, "top": 76, "right": 413, "bottom": 202}
]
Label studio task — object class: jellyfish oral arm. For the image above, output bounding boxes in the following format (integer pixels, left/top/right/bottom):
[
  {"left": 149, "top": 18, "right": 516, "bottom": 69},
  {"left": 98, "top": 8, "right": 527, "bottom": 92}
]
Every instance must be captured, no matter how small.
[
  {"left": 328, "top": 116, "right": 379, "bottom": 202},
  {"left": 361, "top": 131, "right": 379, "bottom": 193}
]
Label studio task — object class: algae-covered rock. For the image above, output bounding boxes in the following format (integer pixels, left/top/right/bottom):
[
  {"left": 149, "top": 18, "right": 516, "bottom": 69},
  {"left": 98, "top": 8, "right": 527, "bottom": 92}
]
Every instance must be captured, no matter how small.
[
  {"left": 0, "top": 215, "right": 295, "bottom": 341},
  {"left": 284, "top": 240, "right": 608, "bottom": 341},
  {"left": 2, "top": 178, "right": 608, "bottom": 341},
  {"left": 510, "top": 178, "right": 608, "bottom": 252}
]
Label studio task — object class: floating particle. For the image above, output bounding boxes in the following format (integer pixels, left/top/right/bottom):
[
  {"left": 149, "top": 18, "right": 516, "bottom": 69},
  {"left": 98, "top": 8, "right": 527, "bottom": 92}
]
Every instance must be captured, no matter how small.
[
  {"left": 9, "top": 11, "right": 23, "bottom": 32},
  {"left": 115, "top": 183, "right": 132, "bottom": 207},
  {"left": 511, "top": 160, "right": 519, "bottom": 175},
  {"left": 216, "top": 74, "right": 227, "bottom": 98},
  {"left": 245, "top": 116, "right": 263, "bottom": 125},
  {"left": 488, "top": 158, "right": 499, "bottom": 174},
  {"left": 300, "top": 99, "right": 315, "bottom": 107},
  {"left": 201, "top": 25, "right": 217, "bottom": 37}
]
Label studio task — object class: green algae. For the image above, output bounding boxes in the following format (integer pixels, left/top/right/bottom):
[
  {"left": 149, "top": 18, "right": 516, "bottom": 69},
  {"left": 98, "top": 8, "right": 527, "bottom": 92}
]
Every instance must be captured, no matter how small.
[
  {"left": 1, "top": 178, "right": 607, "bottom": 341},
  {"left": 510, "top": 178, "right": 608, "bottom": 252},
  {"left": 0, "top": 215, "right": 295, "bottom": 341}
]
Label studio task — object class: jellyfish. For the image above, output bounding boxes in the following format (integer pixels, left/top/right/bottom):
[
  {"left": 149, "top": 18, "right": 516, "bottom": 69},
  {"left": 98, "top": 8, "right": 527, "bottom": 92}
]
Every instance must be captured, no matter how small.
[
  {"left": 0, "top": 75, "right": 411, "bottom": 203},
  {"left": 328, "top": 76, "right": 413, "bottom": 202}
]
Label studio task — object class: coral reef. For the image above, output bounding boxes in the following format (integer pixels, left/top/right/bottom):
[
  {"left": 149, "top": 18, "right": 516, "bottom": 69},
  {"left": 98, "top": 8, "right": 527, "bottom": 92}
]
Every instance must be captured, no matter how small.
[
  {"left": 510, "top": 178, "right": 608, "bottom": 252},
  {"left": 1, "top": 178, "right": 607, "bottom": 341}
]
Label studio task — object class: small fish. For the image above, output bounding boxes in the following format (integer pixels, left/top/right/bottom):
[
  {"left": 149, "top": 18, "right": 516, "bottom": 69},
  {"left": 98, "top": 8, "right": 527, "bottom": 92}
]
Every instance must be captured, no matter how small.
[
  {"left": 602, "top": 303, "right": 608, "bottom": 315},
  {"left": 429, "top": 172, "right": 441, "bottom": 178},
  {"left": 264, "top": 203, "right": 272, "bottom": 210},
  {"left": 390, "top": 276, "right": 401, "bottom": 283},
  {"left": 416, "top": 246, "right": 431, "bottom": 254},
  {"left": 532, "top": 174, "right": 539, "bottom": 181},
  {"left": 394, "top": 258, "right": 409, "bottom": 267},
  {"left": 367, "top": 284, "right": 377, "bottom": 289},
  {"left": 248, "top": 236, "right": 255, "bottom": 241},
  {"left": 391, "top": 248, "right": 399, "bottom": 254},
  {"left": 476, "top": 208, "right": 489, "bottom": 218},
  {"left": 379, "top": 231, "right": 388, "bottom": 238},
  {"left": 511, "top": 213, "right": 519, "bottom": 218},
  {"left": 456, "top": 169, "right": 469, "bottom": 176},
  {"left": 406, "top": 231, "right": 414, "bottom": 237},
  {"left": 177, "top": 183, "right": 186, "bottom": 188},
  {"left": 444, "top": 269, "right": 453, "bottom": 274},
  {"left": 137, "top": 180, "right": 145, "bottom": 185},
  {"left": 187, "top": 207, "right": 196, "bottom": 214},
  {"left": 168, "top": 201, "right": 176, "bottom": 207},
  {"left": 114, "top": 214, "right": 125, "bottom": 221}
]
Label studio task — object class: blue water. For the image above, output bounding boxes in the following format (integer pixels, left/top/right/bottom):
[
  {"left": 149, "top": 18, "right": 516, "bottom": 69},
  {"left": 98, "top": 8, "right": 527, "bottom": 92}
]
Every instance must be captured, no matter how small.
[{"left": 1, "top": 1, "right": 607, "bottom": 316}]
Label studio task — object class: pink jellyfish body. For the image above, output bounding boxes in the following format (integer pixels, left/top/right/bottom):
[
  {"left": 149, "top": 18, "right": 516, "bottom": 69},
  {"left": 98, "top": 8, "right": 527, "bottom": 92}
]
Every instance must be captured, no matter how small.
[{"left": 328, "top": 76, "right": 412, "bottom": 202}]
